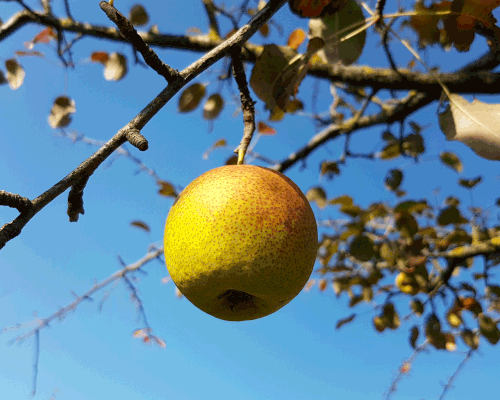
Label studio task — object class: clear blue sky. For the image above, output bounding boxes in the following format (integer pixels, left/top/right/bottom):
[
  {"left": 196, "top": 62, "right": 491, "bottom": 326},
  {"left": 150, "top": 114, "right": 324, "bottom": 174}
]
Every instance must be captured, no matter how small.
[{"left": 1, "top": 1, "right": 499, "bottom": 399}]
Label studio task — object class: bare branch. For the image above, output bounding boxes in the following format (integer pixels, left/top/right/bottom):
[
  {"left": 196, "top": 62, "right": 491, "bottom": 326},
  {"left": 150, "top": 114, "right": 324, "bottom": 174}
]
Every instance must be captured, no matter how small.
[{"left": 439, "top": 350, "right": 474, "bottom": 400}]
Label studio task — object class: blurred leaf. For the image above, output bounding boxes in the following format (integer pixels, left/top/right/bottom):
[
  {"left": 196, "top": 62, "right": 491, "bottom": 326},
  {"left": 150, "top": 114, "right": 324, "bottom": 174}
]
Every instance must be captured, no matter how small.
[
  {"left": 309, "top": 0, "right": 365, "bottom": 66},
  {"left": 48, "top": 96, "right": 76, "bottom": 128},
  {"left": 178, "top": 83, "right": 206, "bottom": 113},
  {"left": 225, "top": 155, "right": 238, "bottom": 165},
  {"left": 395, "top": 212, "right": 418, "bottom": 238},
  {"left": 258, "top": 121, "right": 277, "bottom": 135},
  {"left": 336, "top": 314, "right": 356, "bottom": 329},
  {"left": 445, "top": 196, "right": 460, "bottom": 207},
  {"left": 203, "top": 138, "right": 227, "bottom": 159},
  {"left": 15, "top": 50, "right": 44, "bottom": 57},
  {"left": 320, "top": 161, "right": 340, "bottom": 178},
  {"left": 348, "top": 295, "right": 363, "bottom": 307},
  {"left": 380, "top": 242, "right": 398, "bottom": 266},
  {"left": 349, "top": 234, "right": 374, "bottom": 262},
  {"left": 458, "top": 176, "right": 482, "bottom": 189},
  {"left": 129, "top": 4, "right": 149, "bottom": 26},
  {"left": 380, "top": 142, "right": 401, "bottom": 160},
  {"left": 373, "top": 315, "right": 386, "bottom": 332},
  {"left": 384, "top": 168, "right": 403, "bottom": 191},
  {"left": 478, "top": 313, "right": 500, "bottom": 344},
  {"left": 203, "top": 94, "right": 224, "bottom": 120},
  {"left": 33, "top": 27, "right": 56, "bottom": 44},
  {"left": 382, "top": 130, "right": 396, "bottom": 142},
  {"left": 410, "top": 299, "right": 424, "bottom": 316},
  {"left": 288, "top": 28, "right": 307, "bottom": 49},
  {"left": 444, "top": 333, "right": 456, "bottom": 351},
  {"left": 461, "top": 329, "right": 479, "bottom": 349},
  {"left": 329, "top": 194, "right": 353, "bottom": 206},
  {"left": 437, "top": 206, "right": 468, "bottom": 226},
  {"left": 318, "top": 279, "right": 328, "bottom": 291},
  {"left": 130, "top": 220, "right": 150, "bottom": 232},
  {"left": 91, "top": 51, "right": 110, "bottom": 64},
  {"left": 439, "top": 151, "right": 463, "bottom": 173},
  {"left": 269, "top": 107, "right": 285, "bottom": 121},
  {"left": 403, "top": 133, "right": 425, "bottom": 157},
  {"left": 104, "top": 52, "right": 127, "bottom": 81},
  {"left": 5, "top": 59, "right": 25, "bottom": 90},
  {"left": 306, "top": 186, "right": 327, "bottom": 208},
  {"left": 259, "top": 23, "right": 270, "bottom": 37},
  {"left": 289, "top": 0, "right": 344, "bottom": 18},
  {"left": 157, "top": 181, "right": 178, "bottom": 197},
  {"left": 409, "top": 326, "right": 419, "bottom": 348},
  {"left": 285, "top": 98, "right": 304, "bottom": 113}
]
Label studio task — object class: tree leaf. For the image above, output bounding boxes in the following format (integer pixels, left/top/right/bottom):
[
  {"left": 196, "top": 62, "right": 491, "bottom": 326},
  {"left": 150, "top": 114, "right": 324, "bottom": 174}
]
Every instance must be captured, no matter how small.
[
  {"left": 349, "top": 234, "right": 374, "bottom": 262},
  {"left": 157, "top": 181, "right": 178, "bottom": 197},
  {"left": 320, "top": 161, "right": 340, "bottom": 178},
  {"left": 289, "top": 0, "right": 344, "bottom": 18},
  {"left": 288, "top": 28, "right": 307, "bottom": 49},
  {"left": 336, "top": 314, "right": 356, "bottom": 329},
  {"left": 458, "top": 176, "right": 482, "bottom": 189},
  {"left": 130, "top": 220, "right": 150, "bottom": 232},
  {"left": 203, "top": 93, "right": 224, "bottom": 120},
  {"left": 178, "top": 83, "right": 206, "bottom": 113},
  {"left": 203, "top": 138, "right": 227, "bottom": 159},
  {"left": 91, "top": 51, "right": 110, "bottom": 64},
  {"left": 439, "top": 94, "right": 500, "bottom": 160},
  {"left": 129, "top": 4, "right": 149, "bottom": 26},
  {"left": 48, "top": 96, "right": 76, "bottom": 128},
  {"left": 306, "top": 186, "right": 327, "bottom": 208},
  {"left": 437, "top": 206, "right": 468, "bottom": 226},
  {"left": 409, "top": 326, "right": 419, "bottom": 348},
  {"left": 104, "top": 52, "right": 127, "bottom": 81},
  {"left": 478, "top": 313, "right": 500, "bottom": 344},
  {"left": 309, "top": 0, "right": 366, "bottom": 66},
  {"left": 257, "top": 121, "right": 277, "bottom": 135},
  {"left": 380, "top": 142, "right": 401, "bottom": 160},
  {"left": 384, "top": 168, "right": 403, "bottom": 191},
  {"left": 439, "top": 151, "right": 463, "bottom": 173},
  {"left": 5, "top": 59, "right": 25, "bottom": 90},
  {"left": 329, "top": 194, "right": 353, "bottom": 206}
]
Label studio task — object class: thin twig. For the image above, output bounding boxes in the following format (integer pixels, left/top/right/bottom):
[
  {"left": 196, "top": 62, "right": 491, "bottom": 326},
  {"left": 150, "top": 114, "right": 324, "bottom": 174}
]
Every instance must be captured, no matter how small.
[
  {"left": 438, "top": 350, "right": 474, "bottom": 400},
  {"left": 231, "top": 49, "right": 256, "bottom": 165},
  {"left": 99, "top": 1, "right": 180, "bottom": 83}
]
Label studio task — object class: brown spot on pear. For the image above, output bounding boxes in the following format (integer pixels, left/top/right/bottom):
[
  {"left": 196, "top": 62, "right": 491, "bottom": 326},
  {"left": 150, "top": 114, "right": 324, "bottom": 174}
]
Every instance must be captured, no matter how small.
[{"left": 164, "top": 165, "right": 318, "bottom": 321}]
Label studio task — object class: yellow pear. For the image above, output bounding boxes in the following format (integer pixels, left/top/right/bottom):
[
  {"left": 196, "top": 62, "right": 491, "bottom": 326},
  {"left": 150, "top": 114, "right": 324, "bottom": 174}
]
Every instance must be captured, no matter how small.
[{"left": 164, "top": 165, "right": 318, "bottom": 321}]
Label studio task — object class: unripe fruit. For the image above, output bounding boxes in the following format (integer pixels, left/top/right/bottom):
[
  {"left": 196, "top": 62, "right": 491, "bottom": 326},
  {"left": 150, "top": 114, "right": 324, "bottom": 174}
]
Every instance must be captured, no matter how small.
[{"left": 164, "top": 165, "right": 318, "bottom": 321}]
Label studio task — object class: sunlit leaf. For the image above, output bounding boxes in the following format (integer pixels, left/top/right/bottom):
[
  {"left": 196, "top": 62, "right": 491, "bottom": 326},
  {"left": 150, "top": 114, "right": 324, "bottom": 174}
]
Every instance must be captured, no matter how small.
[
  {"left": 5, "top": 59, "right": 25, "bottom": 90},
  {"left": 309, "top": 0, "right": 365, "bottom": 66},
  {"left": 306, "top": 186, "right": 327, "bottom": 208},
  {"left": 461, "top": 329, "right": 479, "bottom": 349},
  {"left": 178, "top": 83, "right": 206, "bottom": 113},
  {"left": 328, "top": 194, "right": 353, "bottom": 206},
  {"left": 48, "top": 96, "right": 76, "bottom": 128},
  {"left": 439, "top": 94, "right": 500, "bottom": 160},
  {"left": 288, "top": 28, "right": 307, "bottom": 50},
  {"left": 104, "top": 52, "right": 127, "bottom": 81},
  {"left": 379, "top": 142, "right": 401, "bottom": 160},
  {"left": 203, "top": 93, "right": 224, "bottom": 120}
]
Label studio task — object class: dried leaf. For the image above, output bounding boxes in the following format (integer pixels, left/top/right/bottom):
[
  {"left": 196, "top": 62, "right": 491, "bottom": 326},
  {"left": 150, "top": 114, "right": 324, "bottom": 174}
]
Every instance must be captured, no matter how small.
[
  {"left": 320, "top": 161, "right": 340, "bottom": 178},
  {"left": 130, "top": 220, "right": 150, "bottom": 232},
  {"left": 203, "top": 93, "right": 224, "bottom": 120},
  {"left": 203, "top": 138, "right": 227, "bottom": 159},
  {"left": 104, "top": 53, "right": 127, "bottom": 81},
  {"left": 257, "top": 121, "right": 277, "bottom": 135},
  {"left": 15, "top": 50, "right": 44, "bottom": 57},
  {"left": 289, "top": 0, "right": 346, "bottom": 18},
  {"left": 91, "top": 51, "right": 110, "bottom": 64},
  {"left": 439, "top": 94, "right": 500, "bottom": 160},
  {"left": 178, "top": 83, "right": 206, "bottom": 113},
  {"left": 5, "top": 59, "right": 25, "bottom": 90},
  {"left": 48, "top": 96, "right": 76, "bottom": 128},
  {"left": 129, "top": 4, "right": 149, "bottom": 26},
  {"left": 288, "top": 28, "right": 307, "bottom": 49}
]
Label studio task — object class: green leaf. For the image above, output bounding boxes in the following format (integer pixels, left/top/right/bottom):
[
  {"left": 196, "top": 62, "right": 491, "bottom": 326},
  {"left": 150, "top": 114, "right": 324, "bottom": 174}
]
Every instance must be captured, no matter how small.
[
  {"left": 203, "top": 93, "right": 224, "bottom": 120},
  {"left": 320, "top": 161, "right": 340, "bottom": 179},
  {"left": 380, "top": 142, "right": 401, "bottom": 160},
  {"left": 157, "top": 181, "right": 178, "bottom": 197},
  {"left": 336, "top": 314, "right": 356, "bottom": 330},
  {"left": 440, "top": 151, "right": 463, "bottom": 173},
  {"left": 437, "top": 206, "right": 468, "bottom": 226},
  {"left": 329, "top": 195, "right": 353, "bottom": 206},
  {"left": 129, "top": 4, "right": 149, "bottom": 26},
  {"left": 349, "top": 234, "right": 374, "bottom": 262}
]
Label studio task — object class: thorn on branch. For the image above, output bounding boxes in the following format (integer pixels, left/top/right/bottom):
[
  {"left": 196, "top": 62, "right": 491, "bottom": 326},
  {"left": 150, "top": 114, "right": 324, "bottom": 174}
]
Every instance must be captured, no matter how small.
[
  {"left": 99, "top": 1, "right": 180, "bottom": 84},
  {"left": 126, "top": 129, "right": 148, "bottom": 151},
  {"left": 231, "top": 48, "right": 256, "bottom": 165},
  {"left": 67, "top": 174, "right": 90, "bottom": 222}
]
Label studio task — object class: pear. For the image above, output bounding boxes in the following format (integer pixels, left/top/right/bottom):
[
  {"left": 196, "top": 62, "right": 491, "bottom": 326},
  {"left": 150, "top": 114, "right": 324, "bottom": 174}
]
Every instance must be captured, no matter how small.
[{"left": 164, "top": 165, "right": 318, "bottom": 321}]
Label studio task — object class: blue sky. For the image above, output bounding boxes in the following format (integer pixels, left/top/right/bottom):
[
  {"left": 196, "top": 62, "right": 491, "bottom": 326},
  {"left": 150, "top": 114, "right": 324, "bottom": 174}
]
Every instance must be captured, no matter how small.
[{"left": 1, "top": 0, "right": 500, "bottom": 399}]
